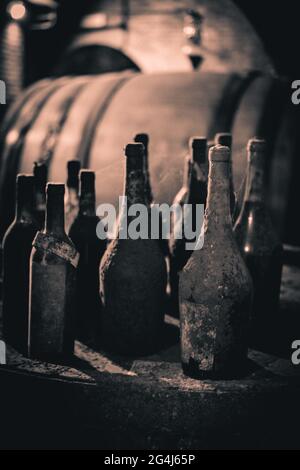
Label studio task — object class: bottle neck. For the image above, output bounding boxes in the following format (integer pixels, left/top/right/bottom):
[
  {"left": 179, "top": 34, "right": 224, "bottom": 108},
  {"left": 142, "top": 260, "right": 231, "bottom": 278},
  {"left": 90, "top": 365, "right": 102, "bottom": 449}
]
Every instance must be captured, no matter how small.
[
  {"left": 144, "top": 152, "right": 153, "bottom": 204},
  {"left": 79, "top": 189, "right": 95, "bottom": 217},
  {"left": 205, "top": 161, "right": 232, "bottom": 231},
  {"left": 35, "top": 183, "right": 46, "bottom": 213},
  {"left": 67, "top": 162, "right": 80, "bottom": 194},
  {"left": 227, "top": 149, "right": 235, "bottom": 198},
  {"left": 45, "top": 191, "right": 65, "bottom": 237},
  {"left": 16, "top": 181, "right": 35, "bottom": 223},
  {"left": 243, "top": 158, "right": 265, "bottom": 204},
  {"left": 33, "top": 164, "right": 47, "bottom": 210},
  {"left": 66, "top": 186, "right": 79, "bottom": 206},
  {"left": 66, "top": 160, "right": 80, "bottom": 207},
  {"left": 183, "top": 156, "right": 192, "bottom": 188},
  {"left": 124, "top": 157, "right": 147, "bottom": 206},
  {"left": 187, "top": 163, "right": 201, "bottom": 202}
]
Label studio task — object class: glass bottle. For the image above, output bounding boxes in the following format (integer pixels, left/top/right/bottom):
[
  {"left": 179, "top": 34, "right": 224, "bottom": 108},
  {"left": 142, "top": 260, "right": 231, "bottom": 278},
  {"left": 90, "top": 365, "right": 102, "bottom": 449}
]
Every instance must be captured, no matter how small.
[
  {"left": 29, "top": 183, "right": 79, "bottom": 361},
  {"left": 69, "top": 170, "right": 106, "bottom": 344},
  {"left": 2, "top": 174, "right": 39, "bottom": 354},
  {"left": 65, "top": 159, "right": 81, "bottom": 233},
  {"left": 134, "top": 133, "right": 153, "bottom": 205},
  {"left": 33, "top": 161, "right": 48, "bottom": 229},
  {"left": 169, "top": 137, "right": 207, "bottom": 316},
  {"left": 100, "top": 143, "right": 167, "bottom": 355},
  {"left": 214, "top": 132, "right": 236, "bottom": 218},
  {"left": 134, "top": 132, "right": 169, "bottom": 257},
  {"left": 179, "top": 145, "right": 253, "bottom": 379},
  {"left": 234, "top": 138, "right": 283, "bottom": 341}
]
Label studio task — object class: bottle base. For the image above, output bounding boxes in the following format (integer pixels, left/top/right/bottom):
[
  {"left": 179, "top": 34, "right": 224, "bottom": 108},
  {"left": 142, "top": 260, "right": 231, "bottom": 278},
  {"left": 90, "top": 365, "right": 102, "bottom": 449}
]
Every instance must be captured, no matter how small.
[{"left": 181, "top": 358, "right": 248, "bottom": 381}]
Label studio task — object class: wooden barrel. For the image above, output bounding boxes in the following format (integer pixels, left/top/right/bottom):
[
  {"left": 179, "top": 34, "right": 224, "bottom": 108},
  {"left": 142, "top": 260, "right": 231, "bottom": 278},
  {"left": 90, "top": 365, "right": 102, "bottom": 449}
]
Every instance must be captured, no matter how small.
[{"left": 0, "top": 70, "right": 297, "bottom": 240}]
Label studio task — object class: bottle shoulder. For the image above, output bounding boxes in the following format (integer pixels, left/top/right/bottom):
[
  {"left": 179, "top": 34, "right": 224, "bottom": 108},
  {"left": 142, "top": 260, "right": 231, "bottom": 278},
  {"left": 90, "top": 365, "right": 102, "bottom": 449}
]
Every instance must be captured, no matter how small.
[
  {"left": 234, "top": 204, "right": 282, "bottom": 253},
  {"left": 69, "top": 214, "right": 103, "bottom": 237},
  {"left": 180, "top": 232, "right": 252, "bottom": 304},
  {"left": 2, "top": 219, "right": 38, "bottom": 245},
  {"left": 31, "top": 231, "right": 78, "bottom": 267},
  {"left": 101, "top": 238, "right": 166, "bottom": 276},
  {"left": 172, "top": 187, "right": 188, "bottom": 206}
]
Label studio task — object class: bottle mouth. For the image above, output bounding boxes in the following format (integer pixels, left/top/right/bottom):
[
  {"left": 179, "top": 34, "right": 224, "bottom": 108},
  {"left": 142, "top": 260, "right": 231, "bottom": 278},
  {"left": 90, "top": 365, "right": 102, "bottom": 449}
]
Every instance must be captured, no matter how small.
[
  {"left": 214, "top": 133, "right": 232, "bottom": 149},
  {"left": 209, "top": 144, "right": 230, "bottom": 162},
  {"left": 67, "top": 160, "right": 81, "bottom": 188},
  {"left": 17, "top": 173, "right": 34, "bottom": 184},
  {"left": 189, "top": 136, "right": 207, "bottom": 163},
  {"left": 134, "top": 133, "right": 149, "bottom": 150},
  {"left": 16, "top": 174, "right": 35, "bottom": 203},
  {"left": 46, "top": 182, "right": 65, "bottom": 198},
  {"left": 247, "top": 138, "right": 266, "bottom": 156},
  {"left": 33, "top": 162, "right": 47, "bottom": 185},
  {"left": 80, "top": 170, "right": 95, "bottom": 195},
  {"left": 125, "top": 142, "right": 144, "bottom": 157},
  {"left": 124, "top": 143, "right": 145, "bottom": 171}
]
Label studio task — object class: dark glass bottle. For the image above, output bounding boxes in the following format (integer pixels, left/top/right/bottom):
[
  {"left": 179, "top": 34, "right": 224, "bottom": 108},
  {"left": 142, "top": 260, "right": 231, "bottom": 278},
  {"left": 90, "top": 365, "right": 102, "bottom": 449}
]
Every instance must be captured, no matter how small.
[
  {"left": 179, "top": 145, "right": 253, "bottom": 379},
  {"left": 69, "top": 170, "right": 106, "bottom": 344},
  {"left": 169, "top": 137, "right": 207, "bottom": 316},
  {"left": 234, "top": 139, "right": 283, "bottom": 340},
  {"left": 134, "top": 132, "right": 169, "bottom": 257},
  {"left": 33, "top": 161, "right": 48, "bottom": 229},
  {"left": 100, "top": 143, "right": 167, "bottom": 355},
  {"left": 214, "top": 132, "right": 236, "bottom": 217},
  {"left": 2, "top": 175, "right": 39, "bottom": 354},
  {"left": 134, "top": 133, "right": 153, "bottom": 204},
  {"left": 29, "top": 183, "right": 79, "bottom": 361},
  {"left": 65, "top": 159, "right": 81, "bottom": 233}
]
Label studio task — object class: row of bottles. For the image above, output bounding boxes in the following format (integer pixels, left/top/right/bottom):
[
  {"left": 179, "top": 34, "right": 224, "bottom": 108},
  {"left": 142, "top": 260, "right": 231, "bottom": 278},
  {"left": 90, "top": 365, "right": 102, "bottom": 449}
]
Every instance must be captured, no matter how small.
[
  {"left": 2, "top": 159, "right": 105, "bottom": 360},
  {"left": 1, "top": 131, "right": 283, "bottom": 379}
]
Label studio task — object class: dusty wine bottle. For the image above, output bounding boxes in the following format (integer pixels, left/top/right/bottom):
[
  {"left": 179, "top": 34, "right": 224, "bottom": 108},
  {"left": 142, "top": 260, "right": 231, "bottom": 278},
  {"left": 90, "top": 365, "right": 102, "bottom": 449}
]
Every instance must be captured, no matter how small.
[
  {"left": 134, "top": 133, "right": 153, "bottom": 204},
  {"left": 2, "top": 175, "right": 39, "bottom": 354},
  {"left": 214, "top": 133, "right": 236, "bottom": 217},
  {"left": 69, "top": 170, "right": 106, "bottom": 344},
  {"left": 29, "top": 183, "right": 79, "bottom": 361},
  {"left": 65, "top": 159, "right": 81, "bottom": 233},
  {"left": 169, "top": 137, "right": 207, "bottom": 316},
  {"left": 234, "top": 139, "right": 283, "bottom": 339},
  {"left": 179, "top": 145, "right": 253, "bottom": 379},
  {"left": 33, "top": 161, "right": 48, "bottom": 229},
  {"left": 100, "top": 143, "right": 167, "bottom": 355},
  {"left": 134, "top": 132, "right": 169, "bottom": 257}
]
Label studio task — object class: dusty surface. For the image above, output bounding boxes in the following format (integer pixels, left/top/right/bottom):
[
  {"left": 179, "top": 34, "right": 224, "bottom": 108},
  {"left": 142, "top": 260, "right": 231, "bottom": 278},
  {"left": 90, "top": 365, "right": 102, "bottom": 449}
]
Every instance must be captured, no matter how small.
[
  {"left": 1, "top": 265, "right": 299, "bottom": 387},
  {"left": 0, "top": 265, "right": 299, "bottom": 449}
]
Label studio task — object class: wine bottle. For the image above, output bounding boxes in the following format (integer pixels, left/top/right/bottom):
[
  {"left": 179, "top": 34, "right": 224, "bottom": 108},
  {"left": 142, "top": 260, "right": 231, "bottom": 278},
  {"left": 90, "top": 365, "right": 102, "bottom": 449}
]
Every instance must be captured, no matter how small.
[
  {"left": 134, "top": 133, "right": 153, "bottom": 204},
  {"left": 100, "top": 143, "right": 167, "bottom": 355},
  {"left": 134, "top": 132, "right": 169, "bottom": 257},
  {"left": 65, "top": 159, "right": 81, "bottom": 233},
  {"left": 179, "top": 145, "right": 253, "bottom": 379},
  {"left": 169, "top": 137, "right": 207, "bottom": 316},
  {"left": 29, "top": 183, "right": 79, "bottom": 361},
  {"left": 2, "top": 175, "right": 39, "bottom": 354},
  {"left": 234, "top": 138, "right": 283, "bottom": 341},
  {"left": 33, "top": 161, "right": 47, "bottom": 229},
  {"left": 214, "top": 132, "right": 236, "bottom": 217},
  {"left": 69, "top": 170, "right": 106, "bottom": 344}
]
